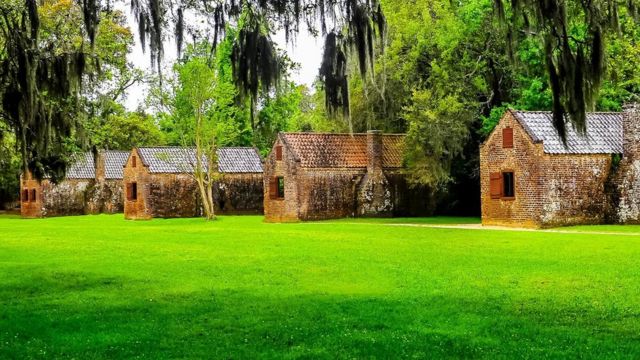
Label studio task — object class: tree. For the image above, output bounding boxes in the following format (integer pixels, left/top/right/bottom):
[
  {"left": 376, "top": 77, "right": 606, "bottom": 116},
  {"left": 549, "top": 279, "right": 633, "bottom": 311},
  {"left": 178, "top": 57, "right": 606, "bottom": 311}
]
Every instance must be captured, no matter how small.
[
  {"left": 0, "top": 0, "right": 95, "bottom": 181},
  {"left": 175, "top": 55, "right": 219, "bottom": 220},
  {"left": 84, "top": 102, "right": 165, "bottom": 150},
  {"left": 494, "top": 0, "right": 639, "bottom": 140},
  {"left": 0, "top": 0, "right": 138, "bottom": 181},
  {"left": 129, "top": 0, "right": 386, "bottom": 122}
]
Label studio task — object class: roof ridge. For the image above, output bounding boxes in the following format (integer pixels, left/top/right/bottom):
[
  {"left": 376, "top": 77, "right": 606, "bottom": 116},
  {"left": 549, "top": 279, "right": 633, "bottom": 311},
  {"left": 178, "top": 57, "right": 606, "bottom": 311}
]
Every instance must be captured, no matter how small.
[
  {"left": 282, "top": 132, "right": 406, "bottom": 136},
  {"left": 512, "top": 109, "right": 622, "bottom": 115}
]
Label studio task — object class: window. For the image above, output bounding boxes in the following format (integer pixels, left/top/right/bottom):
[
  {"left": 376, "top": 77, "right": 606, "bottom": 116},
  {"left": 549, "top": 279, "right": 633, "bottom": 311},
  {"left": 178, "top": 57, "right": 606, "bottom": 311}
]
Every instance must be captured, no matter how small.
[
  {"left": 30, "top": 189, "right": 36, "bottom": 202},
  {"left": 275, "top": 145, "right": 283, "bottom": 161},
  {"left": 269, "top": 177, "right": 285, "bottom": 199},
  {"left": 503, "top": 127, "right": 514, "bottom": 148},
  {"left": 489, "top": 172, "right": 515, "bottom": 200},
  {"left": 277, "top": 177, "right": 285, "bottom": 198},
  {"left": 127, "top": 182, "right": 138, "bottom": 201},
  {"left": 502, "top": 172, "right": 515, "bottom": 198},
  {"left": 132, "top": 155, "right": 137, "bottom": 168},
  {"left": 22, "top": 189, "right": 29, "bottom": 202}
]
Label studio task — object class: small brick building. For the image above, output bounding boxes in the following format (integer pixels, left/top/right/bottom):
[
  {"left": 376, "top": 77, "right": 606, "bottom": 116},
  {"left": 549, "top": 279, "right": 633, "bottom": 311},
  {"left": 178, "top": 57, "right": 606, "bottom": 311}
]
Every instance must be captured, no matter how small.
[
  {"left": 123, "top": 147, "right": 263, "bottom": 219},
  {"left": 479, "top": 107, "right": 640, "bottom": 228},
  {"left": 21, "top": 150, "right": 129, "bottom": 218},
  {"left": 263, "top": 131, "right": 434, "bottom": 222}
]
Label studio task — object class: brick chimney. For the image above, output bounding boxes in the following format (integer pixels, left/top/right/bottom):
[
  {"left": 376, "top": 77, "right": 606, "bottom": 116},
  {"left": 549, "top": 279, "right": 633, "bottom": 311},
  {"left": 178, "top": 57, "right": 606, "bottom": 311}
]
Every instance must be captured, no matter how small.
[
  {"left": 357, "top": 130, "right": 393, "bottom": 217},
  {"left": 367, "top": 130, "right": 383, "bottom": 173},
  {"left": 623, "top": 103, "right": 640, "bottom": 158},
  {"left": 95, "top": 150, "right": 106, "bottom": 182}
]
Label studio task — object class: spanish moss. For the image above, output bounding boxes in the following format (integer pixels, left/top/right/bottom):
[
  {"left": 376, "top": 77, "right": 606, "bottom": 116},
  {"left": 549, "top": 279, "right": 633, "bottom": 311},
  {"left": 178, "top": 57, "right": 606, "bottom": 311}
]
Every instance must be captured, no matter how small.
[
  {"left": 494, "top": 0, "right": 635, "bottom": 142},
  {"left": 132, "top": 0, "right": 386, "bottom": 120}
]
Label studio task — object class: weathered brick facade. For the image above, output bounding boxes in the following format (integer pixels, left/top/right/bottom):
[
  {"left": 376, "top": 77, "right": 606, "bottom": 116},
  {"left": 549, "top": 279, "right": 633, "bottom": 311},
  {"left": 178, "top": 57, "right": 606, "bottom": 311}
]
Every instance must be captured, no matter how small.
[
  {"left": 612, "top": 103, "right": 640, "bottom": 223},
  {"left": 123, "top": 147, "right": 264, "bottom": 220},
  {"left": 264, "top": 131, "right": 434, "bottom": 222},
  {"left": 20, "top": 151, "right": 128, "bottom": 218},
  {"left": 480, "top": 109, "right": 634, "bottom": 228}
]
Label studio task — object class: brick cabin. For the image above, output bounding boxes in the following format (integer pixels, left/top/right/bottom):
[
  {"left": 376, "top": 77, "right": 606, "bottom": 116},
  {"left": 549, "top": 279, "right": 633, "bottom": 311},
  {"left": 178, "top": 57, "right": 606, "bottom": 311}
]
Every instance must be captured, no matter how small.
[
  {"left": 480, "top": 106, "right": 640, "bottom": 228},
  {"left": 263, "top": 131, "right": 434, "bottom": 222},
  {"left": 123, "top": 147, "right": 264, "bottom": 219},
  {"left": 21, "top": 150, "right": 129, "bottom": 218}
]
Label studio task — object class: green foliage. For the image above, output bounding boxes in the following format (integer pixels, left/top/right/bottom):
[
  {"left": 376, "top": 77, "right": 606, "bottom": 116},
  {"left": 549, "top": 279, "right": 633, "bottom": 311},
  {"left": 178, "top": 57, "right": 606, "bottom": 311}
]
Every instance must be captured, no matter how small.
[
  {"left": 84, "top": 102, "right": 164, "bottom": 150},
  {"left": 404, "top": 90, "right": 472, "bottom": 187},
  {"left": 154, "top": 34, "right": 308, "bottom": 155},
  {"left": 0, "top": 124, "right": 21, "bottom": 208}
]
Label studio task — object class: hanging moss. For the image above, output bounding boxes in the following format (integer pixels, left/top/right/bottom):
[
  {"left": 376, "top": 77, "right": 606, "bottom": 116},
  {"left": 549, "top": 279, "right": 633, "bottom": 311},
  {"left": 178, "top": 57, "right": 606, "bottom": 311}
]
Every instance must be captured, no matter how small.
[
  {"left": 494, "top": 0, "right": 634, "bottom": 142},
  {"left": 131, "top": 0, "right": 386, "bottom": 121},
  {"left": 0, "top": 0, "right": 98, "bottom": 182}
]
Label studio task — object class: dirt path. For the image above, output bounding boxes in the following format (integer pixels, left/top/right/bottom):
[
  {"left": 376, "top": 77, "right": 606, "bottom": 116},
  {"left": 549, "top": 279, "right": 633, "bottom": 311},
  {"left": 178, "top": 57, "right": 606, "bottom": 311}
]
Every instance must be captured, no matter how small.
[{"left": 327, "top": 222, "right": 640, "bottom": 237}]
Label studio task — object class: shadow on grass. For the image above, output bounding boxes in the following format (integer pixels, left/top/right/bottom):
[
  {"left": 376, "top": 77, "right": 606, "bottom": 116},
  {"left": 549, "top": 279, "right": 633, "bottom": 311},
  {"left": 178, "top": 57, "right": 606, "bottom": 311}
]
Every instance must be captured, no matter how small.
[{"left": 1, "top": 270, "right": 639, "bottom": 359}]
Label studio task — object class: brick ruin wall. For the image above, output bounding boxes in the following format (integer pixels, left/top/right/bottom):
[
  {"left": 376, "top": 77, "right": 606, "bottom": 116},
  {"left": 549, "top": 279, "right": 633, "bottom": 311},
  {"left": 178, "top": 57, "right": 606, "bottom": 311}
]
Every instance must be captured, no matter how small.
[
  {"left": 297, "top": 169, "right": 364, "bottom": 221},
  {"left": 214, "top": 173, "right": 264, "bottom": 215},
  {"left": 297, "top": 170, "right": 435, "bottom": 221},
  {"left": 539, "top": 154, "right": 612, "bottom": 227},
  {"left": 142, "top": 174, "right": 264, "bottom": 218},
  {"left": 612, "top": 104, "right": 640, "bottom": 223},
  {"left": 146, "top": 173, "right": 200, "bottom": 218},
  {"left": 21, "top": 176, "right": 123, "bottom": 218}
]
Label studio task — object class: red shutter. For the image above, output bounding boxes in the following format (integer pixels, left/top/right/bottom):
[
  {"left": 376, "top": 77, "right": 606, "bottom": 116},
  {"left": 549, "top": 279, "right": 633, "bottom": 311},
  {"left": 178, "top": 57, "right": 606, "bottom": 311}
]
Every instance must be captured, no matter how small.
[
  {"left": 269, "top": 178, "right": 278, "bottom": 199},
  {"left": 275, "top": 146, "right": 282, "bottom": 161},
  {"left": 126, "top": 183, "right": 132, "bottom": 201},
  {"left": 489, "top": 172, "right": 503, "bottom": 199},
  {"left": 503, "top": 128, "right": 514, "bottom": 148}
]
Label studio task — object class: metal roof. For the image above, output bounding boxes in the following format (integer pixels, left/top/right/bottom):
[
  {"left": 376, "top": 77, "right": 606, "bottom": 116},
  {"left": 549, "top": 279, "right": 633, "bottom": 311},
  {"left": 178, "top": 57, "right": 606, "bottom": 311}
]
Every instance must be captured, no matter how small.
[
  {"left": 103, "top": 151, "right": 129, "bottom": 179},
  {"left": 137, "top": 147, "right": 263, "bottom": 174},
  {"left": 66, "top": 152, "right": 95, "bottom": 179},
  {"left": 512, "top": 111, "right": 623, "bottom": 154}
]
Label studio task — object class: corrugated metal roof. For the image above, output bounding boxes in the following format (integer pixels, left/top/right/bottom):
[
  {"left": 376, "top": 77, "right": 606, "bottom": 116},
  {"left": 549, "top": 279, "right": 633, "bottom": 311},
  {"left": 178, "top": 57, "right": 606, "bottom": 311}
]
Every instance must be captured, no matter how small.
[
  {"left": 103, "top": 151, "right": 129, "bottom": 179},
  {"left": 513, "top": 111, "right": 623, "bottom": 154},
  {"left": 137, "top": 147, "right": 263, "bottom": 174},
  {"left": 66, "top": 152, "right": 95, "bottom": 179},
  {"left": 280, "top": 133, "right": 405, "bottom": 168}
]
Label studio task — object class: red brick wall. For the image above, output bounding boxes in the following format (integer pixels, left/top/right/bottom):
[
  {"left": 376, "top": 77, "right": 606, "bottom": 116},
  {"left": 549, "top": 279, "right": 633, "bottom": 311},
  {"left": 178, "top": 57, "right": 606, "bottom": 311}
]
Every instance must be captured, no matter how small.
[
  {"left": 264, "top": 138, "right": 301, "bottom": 222},
  {"left": 481, "top": 111, "right": 613, "bottom": 228},
  {"left": 20, "top": 172, "right": 43, "bottom": 218},
  {"left": 124, "top": 149, "right": 152, "bottom": 219},
  {"left": 263, "top": 136, "right": 436, "bottom": 222},
  {"left": 125, "top": 149, "right": 263, "bottom": 219},
  {"left": 480, "top": 112, "right": 545, "bottom": 227}
]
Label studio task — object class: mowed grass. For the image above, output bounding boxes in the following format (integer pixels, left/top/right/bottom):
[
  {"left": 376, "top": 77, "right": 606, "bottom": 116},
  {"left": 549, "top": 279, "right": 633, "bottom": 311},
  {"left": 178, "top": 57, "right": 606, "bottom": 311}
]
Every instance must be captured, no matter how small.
[{"left": 1, "top": 216, "right": 640, "bottom": 359}]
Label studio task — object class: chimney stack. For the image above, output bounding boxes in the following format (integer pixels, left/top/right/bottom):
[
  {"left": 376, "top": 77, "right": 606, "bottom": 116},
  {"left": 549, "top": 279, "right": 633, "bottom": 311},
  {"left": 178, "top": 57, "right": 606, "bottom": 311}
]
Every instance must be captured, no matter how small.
[
  {"left": 623, "top": 103, "right": 640, "bottom": 158},
  {"left": 367, "top": 130, "right": 383, "bottom": 173}
]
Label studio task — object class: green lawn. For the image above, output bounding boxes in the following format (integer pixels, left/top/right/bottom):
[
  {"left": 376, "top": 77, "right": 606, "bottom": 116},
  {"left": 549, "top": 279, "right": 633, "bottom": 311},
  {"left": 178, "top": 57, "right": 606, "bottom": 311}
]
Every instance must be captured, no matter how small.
[{"left": 1, "top": 215, "right": 640, "bottom": 359}]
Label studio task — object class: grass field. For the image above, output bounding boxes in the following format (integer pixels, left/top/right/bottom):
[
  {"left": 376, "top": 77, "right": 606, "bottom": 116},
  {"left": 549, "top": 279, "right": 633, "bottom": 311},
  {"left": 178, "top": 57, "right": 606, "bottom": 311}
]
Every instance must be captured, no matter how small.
[{"left": 1, "top": 215, "right": 640, "bottom": 359}]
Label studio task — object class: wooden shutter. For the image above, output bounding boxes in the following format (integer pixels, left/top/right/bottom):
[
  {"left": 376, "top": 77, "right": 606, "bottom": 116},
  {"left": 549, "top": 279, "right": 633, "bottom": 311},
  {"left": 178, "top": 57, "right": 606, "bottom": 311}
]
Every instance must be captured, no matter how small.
[
  {"left": 30, "top": 189, "right": 36, "bottom": 202},
  {"left": 275, "top": 146, "right": 282, "bottom": 161},
  {"left": 132, "top": 155, "right": 137, "bottom": 168},
  {"left": 489, "top": 172, "right": 503, "bottom": 199},
  {"left": 22, "top": 189, "right": 29, "bottom": 202},
  {"left": 503, "top": 128, "right": 514, "bottom": 148},
  {"left": 269, "top": 178, "right": 278, "bottom": 199},
  {"left": 126, "top": 183, "right": 133, "bottom": 201}
]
